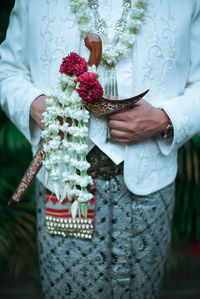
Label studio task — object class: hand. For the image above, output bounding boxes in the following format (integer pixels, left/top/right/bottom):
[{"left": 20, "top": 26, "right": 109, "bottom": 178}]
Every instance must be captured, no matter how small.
[
  {"left": 30, "top": 95, "right": 73, "bottom": 134},
  {"left": 30, "top": 94, "right": 47, "bottom": 130},
  {"left": 108, "top": 99, "right": 170, "bottom": 144}
]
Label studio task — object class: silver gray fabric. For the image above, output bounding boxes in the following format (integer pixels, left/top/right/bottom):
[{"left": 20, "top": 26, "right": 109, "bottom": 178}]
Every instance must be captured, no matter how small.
[{"left": 36, "top": 176, "right": 175, "bottom": 299}]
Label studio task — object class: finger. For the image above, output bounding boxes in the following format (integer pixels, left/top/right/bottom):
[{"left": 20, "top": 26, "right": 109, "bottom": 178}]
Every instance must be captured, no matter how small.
[
  {"left": 110, "top": 128, "right": 132, "bottom": 139},
  {"left": 108, "top": 119, "right": 128, "bottom": 131},
  {"left": 114, "top": 137, "right": 133, "bottom": 144}
]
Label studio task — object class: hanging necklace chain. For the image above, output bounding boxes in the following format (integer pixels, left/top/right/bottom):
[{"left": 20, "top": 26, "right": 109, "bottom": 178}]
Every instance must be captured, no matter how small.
[
  {"left": 88, "top": 0, "right": 131, "bottom": 45},
  {"left": 71, "top": 0, "right": 148, "bottom": 66}
]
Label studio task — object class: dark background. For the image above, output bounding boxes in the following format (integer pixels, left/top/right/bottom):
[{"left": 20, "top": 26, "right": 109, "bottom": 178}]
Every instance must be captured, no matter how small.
[
  {"left": 0, "top": 1, "right": 200, "bottom": 298},
  {"left": 0, "top": 1, "right": 41, "bottom": 298}
]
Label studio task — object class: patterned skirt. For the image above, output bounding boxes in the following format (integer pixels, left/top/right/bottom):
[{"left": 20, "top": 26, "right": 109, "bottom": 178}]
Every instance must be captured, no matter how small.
[{"left": 36, "top": 176, "right": 175, "bottom": 299}]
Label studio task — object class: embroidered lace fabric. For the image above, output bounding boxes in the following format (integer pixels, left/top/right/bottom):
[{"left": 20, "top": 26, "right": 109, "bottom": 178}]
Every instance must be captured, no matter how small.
[
  {"left": 36, "top": 0, "right": 180, "bottom": 195},
  {"left": 36, "top": 177, "right": 175, "bottom": 299}
]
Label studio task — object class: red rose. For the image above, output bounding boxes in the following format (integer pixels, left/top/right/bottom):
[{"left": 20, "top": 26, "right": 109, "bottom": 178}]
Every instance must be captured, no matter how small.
[
  {"left": 76, "top": 72, "right": 103, "bottom": 104},
  {"left": 77, "top": 72, "right": 98, "bottom": 86},
  {"left": 60, "top": 52, "right": 88, "bottom": 76}
]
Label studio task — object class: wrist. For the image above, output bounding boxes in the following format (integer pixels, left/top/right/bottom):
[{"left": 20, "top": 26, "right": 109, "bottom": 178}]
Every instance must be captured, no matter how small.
[{"left": 159, "top": 108, "right": 173, "bottom": 139}]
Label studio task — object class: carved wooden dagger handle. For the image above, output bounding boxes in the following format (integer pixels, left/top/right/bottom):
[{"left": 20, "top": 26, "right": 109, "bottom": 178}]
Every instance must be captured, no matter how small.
[
  {"left": 8, "top": 141, "right": 45, "bottom": 207},
  {"left": 84, "top": 33, "right": 102, "bottom": 67},
  {"left": 9, "top": 34, "right": 102, "bottom": 207}
]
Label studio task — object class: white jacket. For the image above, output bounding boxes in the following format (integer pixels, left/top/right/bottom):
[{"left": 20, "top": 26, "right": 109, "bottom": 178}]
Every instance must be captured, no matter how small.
[{"left": 1, "top": 0, "right": 200, "bottom": 195}]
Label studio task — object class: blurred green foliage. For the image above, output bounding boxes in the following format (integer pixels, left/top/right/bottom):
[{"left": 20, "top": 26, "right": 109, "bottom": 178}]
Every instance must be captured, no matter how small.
[
  {"left": 172, "top": 137, "right": 200, "bottom": 242},
  {"left": 0, "top": 109, "right": 39, "bottom": 279},
  {"left": 0, "top": 0, "right": 40, "bottom": 283},
  {"left": 0, "top": 0, "right": 200, "bottom": 281}
]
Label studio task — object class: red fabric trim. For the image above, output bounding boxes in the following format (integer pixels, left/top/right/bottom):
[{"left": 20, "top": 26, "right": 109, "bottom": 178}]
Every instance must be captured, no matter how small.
[
  {"left": 46, "top": 207, "right": 94, "bottom": 213},
  {"left": 46, "top": 208, "right": 94, "bottom": 218},
  {"left": 45, "top": 183, "right": 96, "bottom": 233}
]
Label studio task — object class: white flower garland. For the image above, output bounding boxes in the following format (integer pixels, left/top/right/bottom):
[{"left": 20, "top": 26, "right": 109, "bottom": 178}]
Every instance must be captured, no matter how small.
[
  {"left": 41, "top": 67, "right": 97, "bottom": 220},
  {"left": 41, "top": 1, "right": 148, "bottom": 220},
  {"left": 71, "top": 0, "right": 148, "bottom": 66}
]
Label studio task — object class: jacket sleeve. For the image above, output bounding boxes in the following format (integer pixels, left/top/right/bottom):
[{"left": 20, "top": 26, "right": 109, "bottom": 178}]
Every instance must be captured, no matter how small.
[
  {"left": 156, "top": 2, "right": 200, "bottom": 155},
  {"left": 0, "top": 0, "right": 44, "bottom": 146}
]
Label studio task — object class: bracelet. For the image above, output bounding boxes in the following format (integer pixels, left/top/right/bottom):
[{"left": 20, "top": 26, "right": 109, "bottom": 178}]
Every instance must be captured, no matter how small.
[
  {"left": 159, "top": 108, "right": 173, "bottom": 139},
  {"left": 161, "top": 122, "right": 173, "bottom": 139}
]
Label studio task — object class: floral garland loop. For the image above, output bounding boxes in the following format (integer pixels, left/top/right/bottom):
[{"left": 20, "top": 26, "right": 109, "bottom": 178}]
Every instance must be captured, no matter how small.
[
  {"left": 70, "top": 0, "right": 148, "bottom": 66},
  {"left": 41, "top": 53, "right": 103, "bottom": 219}
]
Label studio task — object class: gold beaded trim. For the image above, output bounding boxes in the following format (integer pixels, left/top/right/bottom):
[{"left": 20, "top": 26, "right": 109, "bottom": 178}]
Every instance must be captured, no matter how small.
[{"left": 45, "top": 215, "right": 94, "bottom": 240}]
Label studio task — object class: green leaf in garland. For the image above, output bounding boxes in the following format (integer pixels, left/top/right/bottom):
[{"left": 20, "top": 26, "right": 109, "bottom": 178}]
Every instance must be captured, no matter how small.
[{"left": 80, "top": 202, "right": 88, "bottom": 218}]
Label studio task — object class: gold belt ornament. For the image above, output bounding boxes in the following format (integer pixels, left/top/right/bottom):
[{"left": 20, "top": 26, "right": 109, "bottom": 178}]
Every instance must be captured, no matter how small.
[{"left": 87, "top": 146, "right": 123, "bottom": 180}]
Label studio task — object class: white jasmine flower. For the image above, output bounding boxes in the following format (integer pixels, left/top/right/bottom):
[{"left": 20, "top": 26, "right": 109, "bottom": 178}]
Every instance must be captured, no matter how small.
[
  {"left": 41, "top": 131, "right": 50, "bottom": 141},
  {"left": 51, "top": 168, "right": 60, "bottom": 179},
  {"left": 70, "top": 188, "right": 80, "bottom": 197},
  {"left": 62, "top": 171, "right": 72, "bottom": 182},
  {"left": 70, "top": 109, "right": 90, "bottom": 122},
  {"left": 70, "top": 143, "right": 88, "bottom": 154},
  {"left": 57, "top": 107, "right": 65, "bottom": 118},
  {"left": 45, "top": 97, "right": 54, "bottom": 106},
  {"left": 49, "top": 153, "right": 61, "bottom": 164},
  {"left": 62, "top": 139, "right": 71, "bottom": 148},
  {"left": 48, "top": 123, "right": 60, "bottom": 135},
  {"left": 82, "top": 111, "right": 90, "bottom": 122},
  {"left": 63, "top": 154, "right": 70, "bottom": 164},
  {"left": 116, "top": 44, "right": 129, "bottom": 56},
  {"left": 68, "top": 174, "right": 92, "bottom": 187},
  {"left": 48, "top": 139, "right": 61, "bottom": 150},
  {"left": 63, "top": 107, "right": 71, "bottom": 118},
  {"left": 129, "top": 19, "right": 143, "bottom": 31},
  {"left": 78, "top": 191, "right": 93, "bottom": 203},
  {"left": 60, "top": 122, "right": 69, "bottom": 133},
  {"left": 42, "top": 159, "right": 53, "bottom": 170},
  {"left": 53, "top": 135, "right": 61, "bottom": 142},
  {"left": 41, "top": 111, "right": 51, "bottom": 122},
  {"left": 75, "top": 9, "right": 90, "bottom": 23},
  {"left": 70, "top": 158, "right": 90, "bottom": 171},
  {"left": 68, "top": 91, "right": 82, "bottom": 104},
  {"left": 132, "top": 7, "right": 145, "bottom": 18},
  {"left": 68, "top": 173, "right": 79, "bottom": 182},
  {"left": 79, "top": 126, "right": 89, "bottom": 136},
  {"left": 75, "top": 176, "right": 93, "bottom": 187},
  {"left": 61, "top": 74, "right": 77, "bottom": 87},
  {"left": 46, "top": 106, "right": 60, "bottom": 116},
  {"left": 67, "top": 126, "right": 76, "bottom": 135},
  {"left": 42, "top": 143, "right": 51, "bottom": 153},
  {"left": 68, "top": 126, "right": 88, "bottom": 137},
  {"left": 57, "top": 91, "right": 68, "bottom": 105},
  {"left": 103, "top": 47, "right": 118, "bottom": 65},
  {"left": 121, "top": 32, "right": 136, "bottom": 46}
]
